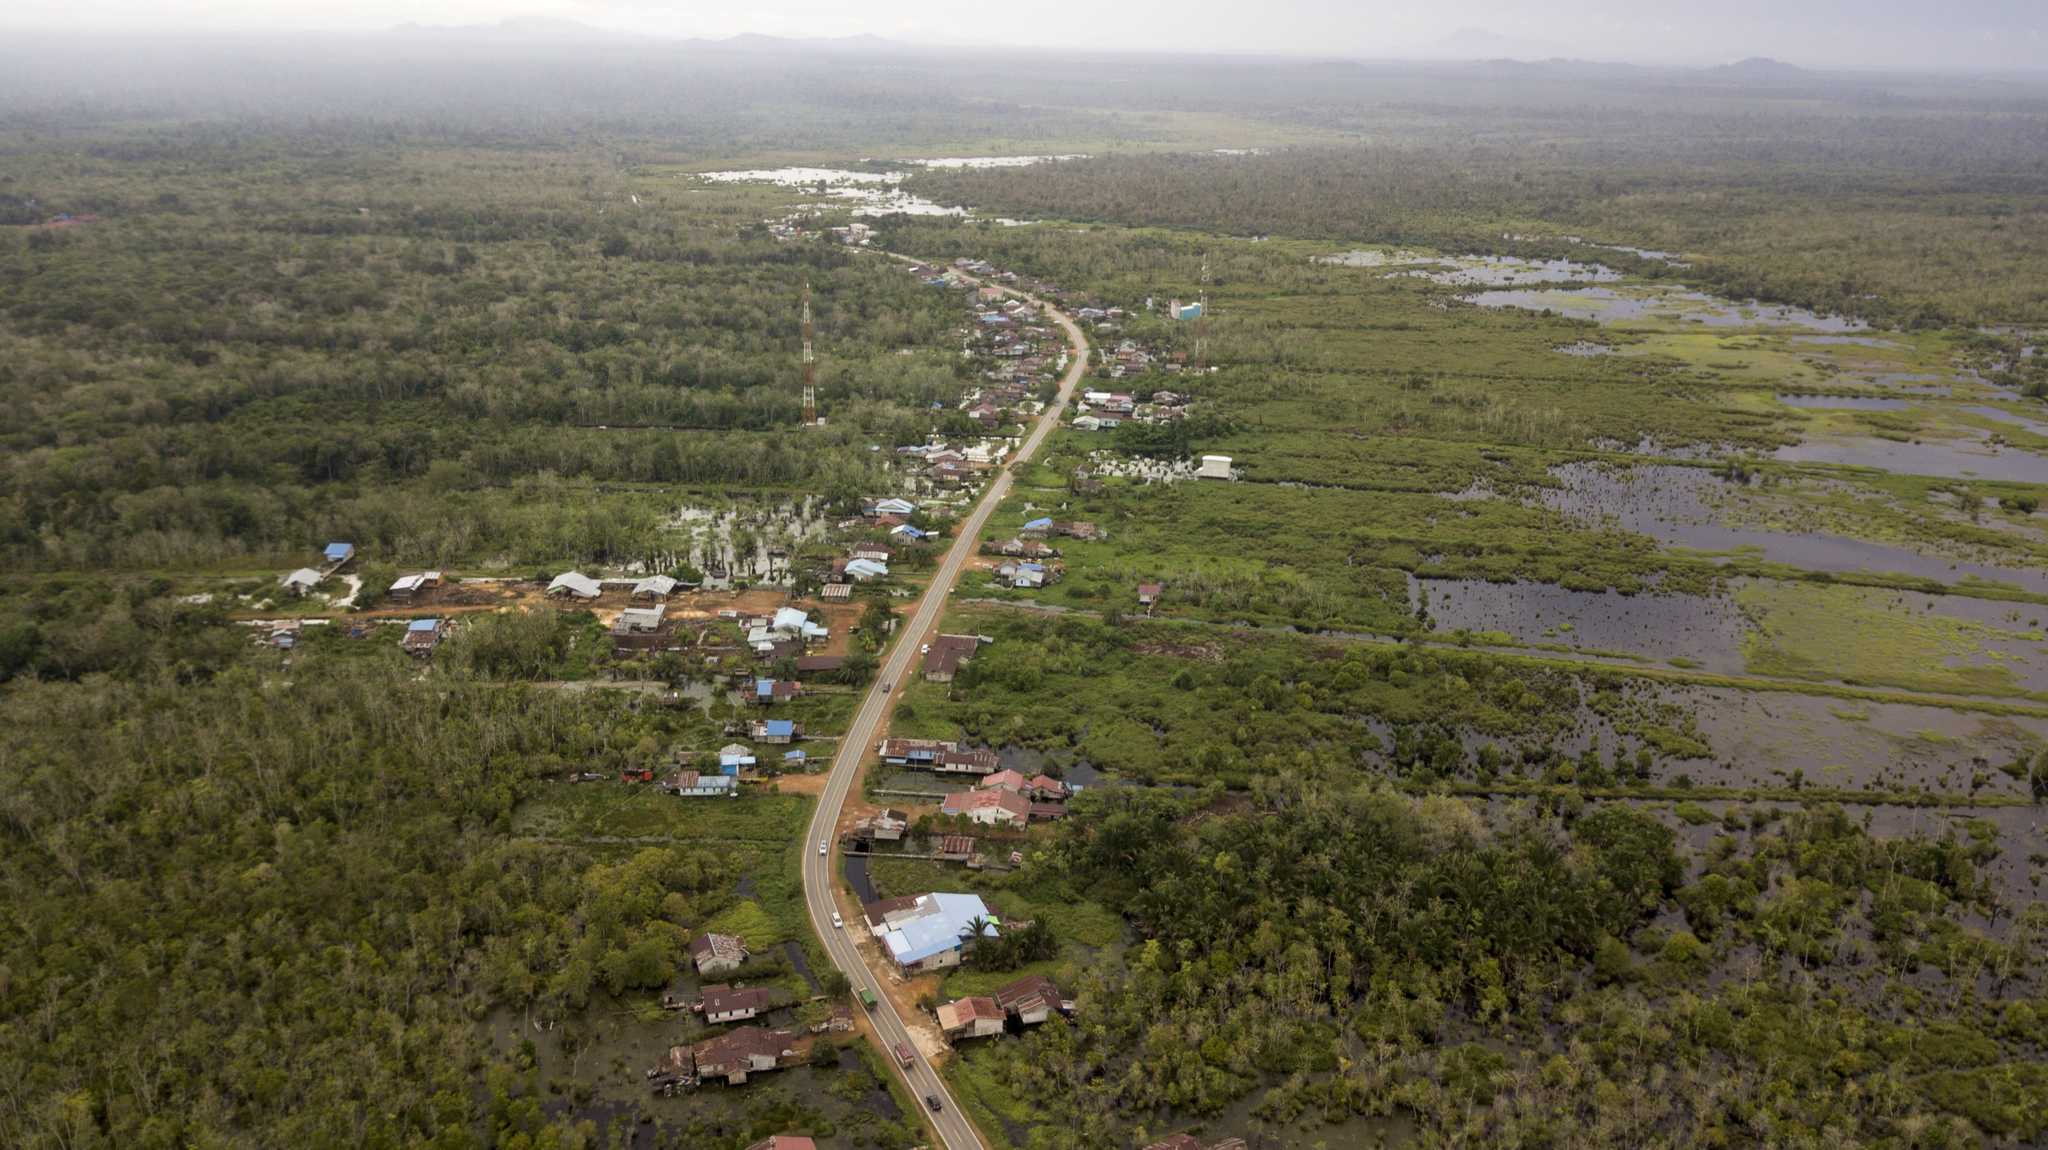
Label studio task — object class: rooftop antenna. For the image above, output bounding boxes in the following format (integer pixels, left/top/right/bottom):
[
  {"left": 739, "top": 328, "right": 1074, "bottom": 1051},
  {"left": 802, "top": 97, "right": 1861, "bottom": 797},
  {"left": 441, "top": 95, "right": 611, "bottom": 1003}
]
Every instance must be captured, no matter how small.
[{"left": 801, "top": 281, "right": 818, "bottom": 425}]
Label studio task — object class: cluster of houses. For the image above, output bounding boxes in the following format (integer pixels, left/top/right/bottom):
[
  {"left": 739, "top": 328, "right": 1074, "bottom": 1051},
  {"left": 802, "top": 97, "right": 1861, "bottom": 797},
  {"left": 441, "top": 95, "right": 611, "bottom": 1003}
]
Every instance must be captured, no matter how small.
[
  {"left": 893, "top": 441, "right": 1007, "bottom": 490},
  {"left": 1072, "top": 385, "right": 1193, "bottom": 432},
  {"left": 938, "top": 768, "right": 1072, "bottom": 828},
  {"left": 935, "top": 973, "right": 1074, "bottom": 1041},
  {"left": 859, "top": 891, "right": 1000, "bottom": 973}
]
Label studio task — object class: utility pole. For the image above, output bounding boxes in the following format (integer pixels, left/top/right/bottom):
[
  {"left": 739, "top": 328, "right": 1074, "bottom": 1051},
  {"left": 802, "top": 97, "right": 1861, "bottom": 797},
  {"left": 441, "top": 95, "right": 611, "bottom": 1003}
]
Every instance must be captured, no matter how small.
[{"left": 801, "top": 281, "right": 819, "bottom": 425}]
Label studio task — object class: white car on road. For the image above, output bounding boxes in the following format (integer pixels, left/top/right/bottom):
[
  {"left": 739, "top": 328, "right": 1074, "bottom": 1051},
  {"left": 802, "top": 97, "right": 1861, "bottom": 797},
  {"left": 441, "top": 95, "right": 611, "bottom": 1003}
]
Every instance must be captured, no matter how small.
[{"left": 818, "top": 839, "right": 828, "bottom": 855}]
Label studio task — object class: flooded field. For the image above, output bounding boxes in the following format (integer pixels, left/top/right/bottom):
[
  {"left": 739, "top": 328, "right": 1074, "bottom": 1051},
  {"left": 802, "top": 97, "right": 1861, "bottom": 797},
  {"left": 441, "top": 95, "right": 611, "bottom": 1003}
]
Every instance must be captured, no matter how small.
[
  {"left": 1417, "top": 576, "right": 1751, "bottom": 672},
  {"left": 1668, "top": 684, "right": 2047, "bottom": 797},
  {"left": 1466, "top": 283, "right": 1866, "bottom": 331},
  {"left": 1963, "top": 403, "right": 2048, "bottom": 436},
  {"left": 1777, "top": 394, "right": 1911, "bottom": 411},
  {"left": 1542, "top": 461, "right": 2048, "bottom": 592},
  {"left": 1315, "top": 247, "right": 1435, "bottom": 268},
  {"left": 1555, "top": 340, "right": 1616, "bottom": 357},
  {"left": 1774, "top": 432, "right": 2048, "bottom": 483},
  {"left": 1400, "top": 254, "right": 1619, "bottom": 287}
]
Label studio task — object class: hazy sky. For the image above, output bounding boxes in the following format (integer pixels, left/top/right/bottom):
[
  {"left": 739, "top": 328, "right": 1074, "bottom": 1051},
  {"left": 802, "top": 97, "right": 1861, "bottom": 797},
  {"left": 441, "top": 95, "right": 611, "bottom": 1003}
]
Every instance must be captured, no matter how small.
[{"left": 5, "top": 0, "right": 2044, "bottom": 71}]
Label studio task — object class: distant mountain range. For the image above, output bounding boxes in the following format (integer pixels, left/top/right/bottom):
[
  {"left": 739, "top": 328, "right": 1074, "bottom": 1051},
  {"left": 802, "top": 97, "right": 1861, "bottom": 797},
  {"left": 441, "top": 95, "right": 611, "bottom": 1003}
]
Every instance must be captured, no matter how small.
[{"left": 378, "top": 20, "right": 1834, "bottom": 77}]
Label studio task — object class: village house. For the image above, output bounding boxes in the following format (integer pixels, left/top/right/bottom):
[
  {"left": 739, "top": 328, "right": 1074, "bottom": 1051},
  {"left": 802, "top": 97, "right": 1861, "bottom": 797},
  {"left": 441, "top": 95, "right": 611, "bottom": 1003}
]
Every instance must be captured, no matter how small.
[
  {"left": 936, "top": 746, "right": 999, "bottom": 775},
  {"left": 699, "top": 984, "right": 779, "bottom": 1025},
  {"left": 689, "top": 1026, "right": 797, "bottom": 1085},
  {"left": 868, "top": 498, "right": 916, "bottom": 518},
  {"left": 871, "top": 892, "right": 999, "bottom": 972},
  {"left": 922, "top": 634, "right": 984, "bottom": 683},
  {"left": 795, "top": 654, "right": 845, "bottom": 675},
  {"left": 936, "top": 996, "right": 1006, "bottom": 1041},
  {"left": 718, "top": 744, "right": 757, "bottom": 774},
  {"left": 879, "top": 737, "right": 950, "bottom": 767},
  {"left": 1018, "top": 517, "right": 1053, "bottom": 539},
  {"left": 547, "top": 571, "right": 602, "bottom": 600},
  {"left": 852, "top": 809, "right": 908, "bottom": 842},
  {"left": 661, "top": 770, "right": 737, "bottom": 799},
  {"left": 781, "top": 749, "right": 807, "bottom": 770},
  {"left": 941, "top": 787, "right": 1030, "bottom": 829},
  {"left": 280, "top": 568, "right": 322, "bottom": 595},
  {"left": 1025, "top": 773, "right": 1071, "bottom": 802},
  {"left": 689, "top": 932, "right": 750, "bottom": 975},
  {"left": 1197, "top": 455, "right": 1234, "bottom": 480},
  {"left": 1138, "top": 582, "right": 1164, "bottom": 608},
  {"left": 844, "top": 557, "right": 889, "bottom": 582},
  {"left": 612, "top": 604, "right": 675, "bottom": 653},
  {"left": 401, "top": 618, "right": 446, "bottom": 657},
  {"left": 1052, "top": 521, "right": 1098, "bottom": 541},
  {"left": 934, "top": 834, "right": 977, "bottom": 863},
  {"left": 750, "top": 718, "right": 798, "bottom": 744},
  {"left": 388, "top": 571, "right": 442, "bottom": 601},
  {"left": 632, "top": 574, "right": 678, "bottom": 599},
  {"left": 849, "top": 542, "right": 891, "bottom": 564},
  {"left": 978, "top": 769, "right": 1029, "bottom": 794},
  {"left": 994, "top": 974, "right": 1072, "bottom": 1026},
  {"left": 819, "top": 582, "right": 853, "bottom": 601},
  {"left": 753, "top": 678, "right": 802, "bottom": 704},
  {"left": 323, "top": 542, "right": 356, "bottom": 567}
]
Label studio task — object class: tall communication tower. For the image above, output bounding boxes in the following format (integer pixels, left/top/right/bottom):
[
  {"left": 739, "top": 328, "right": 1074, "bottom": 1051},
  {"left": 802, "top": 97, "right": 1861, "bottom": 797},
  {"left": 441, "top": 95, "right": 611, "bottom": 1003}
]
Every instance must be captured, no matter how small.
[
  {"left": 1193, "top": 255, "right": 1211, "bottom": 372},
  {"left": 800, "top": 281, "right": 818, "bottom": 425}
]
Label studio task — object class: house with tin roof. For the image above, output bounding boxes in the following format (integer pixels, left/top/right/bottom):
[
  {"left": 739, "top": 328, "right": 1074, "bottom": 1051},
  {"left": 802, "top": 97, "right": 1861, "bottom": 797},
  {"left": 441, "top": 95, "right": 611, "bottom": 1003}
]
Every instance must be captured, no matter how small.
[
  {"left": 936, "top": 995, "right": 1006, "bottom": 1040},
  {"left": 877, "top": 892, "right": 999, "bottom": 973}
]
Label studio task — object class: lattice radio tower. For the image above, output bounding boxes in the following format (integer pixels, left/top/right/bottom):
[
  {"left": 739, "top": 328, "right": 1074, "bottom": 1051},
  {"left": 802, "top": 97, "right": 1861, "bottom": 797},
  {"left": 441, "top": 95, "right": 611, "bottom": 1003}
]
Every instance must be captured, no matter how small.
[
  {"left": 800, "top": 281, "right": 818, "bottom": 425},
  {"left": 1194, "top": 255, "right": 1211, "bottom": 372}
]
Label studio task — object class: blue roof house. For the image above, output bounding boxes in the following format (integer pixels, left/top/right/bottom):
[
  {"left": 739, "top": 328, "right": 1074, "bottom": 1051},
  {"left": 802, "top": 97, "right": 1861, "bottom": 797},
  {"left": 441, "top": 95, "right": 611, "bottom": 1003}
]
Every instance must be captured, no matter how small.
[
  {"left": 881, "top": 893, "right": 1000, "bottom": 972},
  {"left": 323, "top": 542, "right": 355, "bottom": 564}
]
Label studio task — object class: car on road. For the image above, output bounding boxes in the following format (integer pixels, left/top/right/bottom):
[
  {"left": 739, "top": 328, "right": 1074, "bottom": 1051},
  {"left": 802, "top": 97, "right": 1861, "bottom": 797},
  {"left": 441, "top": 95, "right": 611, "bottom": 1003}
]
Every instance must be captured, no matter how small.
[
  {"left": 925, "top": 1094, "right": 943, "bottom": 1113},
  {"left": 831, "top": 910, "right": 842, "bottom": 928},
  {"left": 881, "top": 681, "right": 890, "bottom": 693},
  {"left": 818, "top": 840, "right": 828, "bottom": 855}
]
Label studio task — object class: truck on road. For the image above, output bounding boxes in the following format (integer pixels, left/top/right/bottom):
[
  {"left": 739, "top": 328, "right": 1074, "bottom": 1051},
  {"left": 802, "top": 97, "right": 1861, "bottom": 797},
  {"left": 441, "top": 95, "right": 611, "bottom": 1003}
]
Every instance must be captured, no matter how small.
[{"left": 858, "top": 987, "right": 877, "bottom": 1011}]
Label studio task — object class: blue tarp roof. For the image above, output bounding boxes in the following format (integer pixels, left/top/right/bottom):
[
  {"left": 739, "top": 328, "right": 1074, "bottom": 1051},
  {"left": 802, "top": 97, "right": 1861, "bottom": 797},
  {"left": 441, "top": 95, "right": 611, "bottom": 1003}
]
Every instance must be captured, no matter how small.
[
  {"left": 783, "top": 749, "right": 807, "bottom": 761},
  {"left": 755, "top": 678, "right": 775, "bottom": 695},
  {"left": 407, "top": 618, "right": 439, "bottom": 632},
  {"left": 762, "top": 719, "right": 795, "bottom": 737},
  {"left": 882, "top": 893, "right": 999, "bottom": 966},
  {"left": 1023, "top": 517, "right": 1053, "bottom": 530},
  {"left": 323, "top": 542, "right": 354, "bottom": 560}
]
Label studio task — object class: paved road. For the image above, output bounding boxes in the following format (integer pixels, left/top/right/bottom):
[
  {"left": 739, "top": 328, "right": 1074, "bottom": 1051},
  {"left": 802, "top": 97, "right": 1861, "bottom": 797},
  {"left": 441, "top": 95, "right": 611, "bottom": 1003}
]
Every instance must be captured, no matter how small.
[{"left": 800, "top": 260, "right": 1088, "bottom": 1150}]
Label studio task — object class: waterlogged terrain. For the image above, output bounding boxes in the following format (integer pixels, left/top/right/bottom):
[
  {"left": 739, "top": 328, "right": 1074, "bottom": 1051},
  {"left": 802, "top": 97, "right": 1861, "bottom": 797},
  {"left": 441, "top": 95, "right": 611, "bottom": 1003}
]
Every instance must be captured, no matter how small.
[
  {"left": 1774, "top": 431, "right": 2048, "bottom": 483},
  {"left": 1541, "top": 461, "right": 2048, "bottom": 593},
  {"left": 1418, "top": 576, "right": 1751, "bottom": 672},
  {"left": 1464, "top": 283, "right": 1868, "bottom": 331}
]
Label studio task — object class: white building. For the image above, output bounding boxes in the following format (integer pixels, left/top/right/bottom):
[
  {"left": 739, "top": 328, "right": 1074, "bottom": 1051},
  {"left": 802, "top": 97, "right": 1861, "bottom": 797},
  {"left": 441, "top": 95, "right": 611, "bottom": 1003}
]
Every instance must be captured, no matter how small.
[{"left": 1196, "top": 455, "right": 1234, "bottom": 480}]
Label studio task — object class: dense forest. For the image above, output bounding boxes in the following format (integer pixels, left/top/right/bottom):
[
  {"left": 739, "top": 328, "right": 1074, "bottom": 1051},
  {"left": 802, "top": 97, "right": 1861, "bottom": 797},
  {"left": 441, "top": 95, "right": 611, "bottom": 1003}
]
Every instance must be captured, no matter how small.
[{"left": 0, "top": 136, "right": 980, "bottom": 569}]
